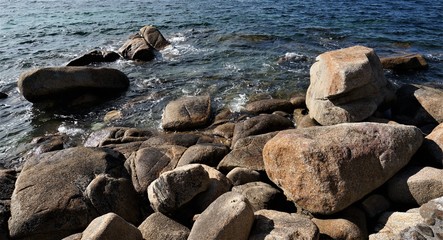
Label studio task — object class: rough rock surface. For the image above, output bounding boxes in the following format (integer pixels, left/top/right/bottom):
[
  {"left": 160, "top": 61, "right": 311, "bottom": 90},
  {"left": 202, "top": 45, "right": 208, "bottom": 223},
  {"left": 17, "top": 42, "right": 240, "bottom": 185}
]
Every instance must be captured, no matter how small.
[
  {"left": 226, "top": 167, "right": 261, "bottom": 186},
  {"left": 67, "top": 50, "right": 120, "bottom": 66},
  {"left": 420, "top": 122, "right": 443, "bottom": 167},
  {"left": 8, "top": 147, "right": 139, "bottom": 240},
  {"left": 369, "top": 211, "right": 424, "bottom": 240},
  {"left": 245, "top": 99, "right": 294, "bottom": 114},
  {"left": 249, "top": 210, "right": 319, "bottom": 240},
  {"left": 177, "top": 143, "right": 229, "bottom": 168},
  {"left": 188, "top": 192, "right": 254, "bottom": 240},
  {"left": 312, "top": 218, "right": 366, "bottom": 240},
  {"left": 139, "top": 25, "right": 170, "bottom": 51},
  {"left": 118, "top": 34, "right": 155, "bottom": 61},
  {"left": 306, "top": 46, "right": 390, "bottom": 125},
  {"left": 162, "top": 95, "right": 212, "bottom": 131},
  {"left": 138, "top": 212, "right": 189, "bottom": 240},
  {"left": 263, "top": 122, "right": 423, "bottom": 214},
  {"left": 232, "top": 182, "right": 282, "bottom": 211},
  {"left": 18, "top": 67, "right": 129, "bottom": 105},
  {"left": 81, "top": 213, "right": 142, "bottom": 240},
  {"left": 84, "top": 127, "right": 155, "bottom": 147},
  {"left": 147, "top": 164, "right": 210, "bottom": 214},
  {"left": 380, "top": 54, "right": 428, "bottom": 72}
]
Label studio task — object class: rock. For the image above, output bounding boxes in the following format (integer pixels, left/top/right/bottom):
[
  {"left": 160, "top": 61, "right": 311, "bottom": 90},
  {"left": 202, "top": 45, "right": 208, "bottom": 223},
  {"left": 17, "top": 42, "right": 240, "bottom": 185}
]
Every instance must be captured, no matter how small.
[
  {"left": 177, "top": 143, "right": 229, "bottom": 168},
  {"left": 380, "top": 54, "right": 428, "bottom": 72},
  {"left": 104, "top": 110, "right": 122, "bottom": 122},
  {"left": 61, "top": 233, "right": 82, "bottom": 240},
  {"left": 118, "top": 34, "right": 155, "bottom": 61},
  {"left": 84, "top": 127, "right": 155, "bottom": 147},
  {"left": 232, "top": 181, "right": 283, "bottom": 211},
  {"left": 147, "top": 164, "right": 210, "bottom": 214},
  {"left": 0, "top": 200, "right": 10, "bottom": 240},
  {"left": 312, "top": 218, "right": 365, "bottom": 240},
  {"left": 30, "top": 133, "right": 69, "bottom": 155},
  {"left": 293, "top": 108, "right": 320, "bottom": 128},
  {"left": 8, "top": 147, "right": 140, "bottom": 240},
  {"left": 231, "top": 114, "right": 294, "bottom": 147},
  {"left": 125, "top": 145, "right": 187, "bottom": 195},
  {"left": 140, "top": 25, "right": 170, "bottom": 51},
  {"left": 162, "top": 95, "right": 212, "bottom": 131},
  {"left": 141, "top": 132, "right": 211, "bottom": 148},
  {"left": 412, "top": 85, "right": 443, "bottom": 124},
  {"left": 387, "top": 166, "right": 443, "bottom": 206},
  {"left": 263, "top": 122, "right": 423, "bottom": 214},
  {"left": 289, "top": 94, "right": 306, "bottom": 108},
  {"left": 18, "top": 67, "right": 129, "bottom": 105},
  {"left": 420, "top": 123, "right": 443, "bottom": 167},
  {"left": 419, "top": 196, "right": 443, "bottom": 225},
  {"left": 0, "top": 92, "right": 7, "bottom": 99},
  {"left": 226, "top": 167, "right": 261, "bottom": 186},
  {"left": 369, "top": 211, "right": 424, "bottom": 240},
  {"left": 213, "top": 122, "right": 235, "bottom": 139},
  {"left": 249, "top": 210, "right": 319, "bottom": 240},
  {"left": 67, "top": 50, "right": 120, "bottom": 66},
  {"left": 138, "top": 212, "right": 189, "bottom": 240},
  {"left": 218, "top": 132, "right": 278, "bottom": 172},
  {"left": 360, "top": 194, "right": 391, "bottom": 219},
  {"left": 188, "top": 192, "right": 254, "bottom": 240},
  {"left": 245, "top": 99, "right": 294, "bottom": 114},
  {"left": 0, "top": 169, "right": 16, "bottom": 200},
  {"left": 101, "top": 142, "right": 144, "bottom": 159},
  {"left": 81, "top": 213, "right": 142, "bottom": 240},
  {"left": 306, "top": 46, "right": 390, "bottom": 126}
]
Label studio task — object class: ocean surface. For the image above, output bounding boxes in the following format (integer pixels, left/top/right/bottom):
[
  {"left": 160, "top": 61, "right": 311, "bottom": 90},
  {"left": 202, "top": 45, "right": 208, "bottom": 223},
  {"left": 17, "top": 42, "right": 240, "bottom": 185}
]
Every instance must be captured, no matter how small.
[{"left": 0, "top": 0, "right": 442, "bottom": 168}]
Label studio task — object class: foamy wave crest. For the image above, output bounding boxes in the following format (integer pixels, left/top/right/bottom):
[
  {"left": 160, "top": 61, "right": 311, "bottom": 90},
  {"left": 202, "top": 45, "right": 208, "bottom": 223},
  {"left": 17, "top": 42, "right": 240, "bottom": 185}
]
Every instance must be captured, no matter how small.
[
  {"left": 229, "top": 93, "right": 248, "bottom": 112},
  {"left": 58, "top": 123, "right": 84, "bottom": 136}
]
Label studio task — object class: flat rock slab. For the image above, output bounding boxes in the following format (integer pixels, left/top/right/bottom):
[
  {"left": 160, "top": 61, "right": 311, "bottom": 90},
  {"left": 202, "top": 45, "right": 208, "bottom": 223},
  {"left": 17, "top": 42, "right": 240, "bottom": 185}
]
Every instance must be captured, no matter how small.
[
  {"left": 263, "top": 122, "right": 423, "bottom": 214},
  {"left": 380, "top": 54, "right": 428, "bottom": 72},
  {"left": 162, "top": 95, "right": 212, "bottom": 131}
]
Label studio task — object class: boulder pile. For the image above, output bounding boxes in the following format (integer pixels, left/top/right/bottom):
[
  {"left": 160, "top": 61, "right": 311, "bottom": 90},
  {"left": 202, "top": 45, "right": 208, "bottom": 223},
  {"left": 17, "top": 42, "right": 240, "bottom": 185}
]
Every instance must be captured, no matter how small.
[{"left": 4, "top": 45, "right": 443, "bottom": 239}]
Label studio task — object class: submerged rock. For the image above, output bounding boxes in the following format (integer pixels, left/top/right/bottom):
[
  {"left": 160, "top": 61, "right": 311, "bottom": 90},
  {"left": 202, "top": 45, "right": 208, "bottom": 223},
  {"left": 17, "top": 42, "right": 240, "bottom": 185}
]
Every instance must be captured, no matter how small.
[
  {"left": 140, "top": 25, "right": 170, "bottom": 51},
  {"left": 66, "top": 50, "right": 120, "bottom": 66},
  {"left": 380, "top": 53, "right": 428, "bottom": 72},
  {"left": 118, "top": 34, "right": 155, "bottom": 61}
]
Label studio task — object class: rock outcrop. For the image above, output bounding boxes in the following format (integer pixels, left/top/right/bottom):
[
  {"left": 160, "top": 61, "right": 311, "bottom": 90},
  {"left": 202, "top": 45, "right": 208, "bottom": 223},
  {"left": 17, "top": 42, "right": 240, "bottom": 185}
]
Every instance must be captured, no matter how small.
[{"left": 162, "top": 95, "right": 212, "bottom": 131}]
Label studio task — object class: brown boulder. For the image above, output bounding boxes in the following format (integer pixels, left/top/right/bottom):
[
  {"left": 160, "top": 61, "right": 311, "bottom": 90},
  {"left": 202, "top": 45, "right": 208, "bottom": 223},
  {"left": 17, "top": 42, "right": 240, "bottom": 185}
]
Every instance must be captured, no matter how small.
[
  {"left": 84, "top": 127, "right": 155, "bottom": 147},
  {"left": 232, "top": 181, "right": 283, "bottom": 211},
  {"left": 138, "top": 212, "right": 189, "bottom": 240},
  {"left": 66, "top": 50, "right": 120, "bottom": 66},
  {"left": 263, "top": 123, "right": 423, "bottom": 214},
  {"left": 118, "top": 34, "right": 155, "bottom": 61},
  {"left": 380, "top": 54, "right": 428, "bottom": 72},
  {"left": 81, "top": 213, "right": 142, "bottom": 240},
  {"left": 420, "top": 122, "right": 443, "bottom": 167},
  {"left": 177, "top": 143, "right": 229, "bottom": 168},
  {"left": 162, "top": 95, "right": 212, "bottom": 131},
  {"left": 245, "top": 99, "right": 294, "bottom": 114},
  {"left": 226, "top": 167, "right": 261, "bottom": 186},
  {"left": 140, "top": 25, "right": 170, "bottom": 51}
]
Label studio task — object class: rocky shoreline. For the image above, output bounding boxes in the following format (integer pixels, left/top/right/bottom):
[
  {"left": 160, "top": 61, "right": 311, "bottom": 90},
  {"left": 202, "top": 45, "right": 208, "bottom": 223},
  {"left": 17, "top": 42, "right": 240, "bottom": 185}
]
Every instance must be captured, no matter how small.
[{"left": 1, "top": 29, "right": 443, "bottom": 240}]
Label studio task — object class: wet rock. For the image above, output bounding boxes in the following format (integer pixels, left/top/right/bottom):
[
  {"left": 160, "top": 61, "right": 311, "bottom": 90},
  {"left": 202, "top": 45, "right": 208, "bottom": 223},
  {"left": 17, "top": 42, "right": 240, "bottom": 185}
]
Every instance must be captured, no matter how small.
[
  {"left": 118, "top": 34, "right": 155, "bottom": 61},
  {"left": 177, "top": 143, "right": 229, "bottom": 168},
  {"left": 147, "top": 164, "right": 210, "bottom": 214},
  {"left": 0, "top": 92, "right": 7, "bottom": 99},
  {"left": 369, "top": 211, "right": 424, "bottom": 240},
  {"left": 420, "top": 123, "right": 443, "bottom": 167},
  {"left": 218, "top": 132, "right": 278, "bottom": 172},
  {"left": 30, "top": 133, "right": 68, "bottom": 155},
  {"left": 125, "top": 145, "right": 187, "bottom": 195},
  {"left": 188, "top": 192, "right": 254, "bottom": 240},
  {"left": 18, "top": 67, "right": 129, "bottom": 106},
  {"left": 245, "top": 99, "right": 294, "bottom": 114},
  {"left": 231, "top": 114, "right": 293, "bottom": 147},
  {"left": 226, "top": 167, "right": 261, "bottom": 186},
  {"left": 213, "top": 122, "right": 235, "bottom": 139},
  {"left": 81, "top": 213, "right": 142, "bottom": 240},
  {"left": 249, "top": 209, "right": 319, "bottom": 240},
  {"left": 162, "top": 95, "right": 212, "bottom": 131},
  {"left": 103, "top": 110, "right": 122, "bottom": 122},
  {"left": 67, "top": 50, "right": 120, "bottom": 66},
  {"left": 232, "top": 181, "right": 283, "bottom": 211},
  {"left": 84, "top": 127, "right": 155, "bottom": 147},
  {"left": 380, "top": 53, "right": 428, "bottom": 72},
  {"left": 360, "top": 194, "right": 391, "bottom": 219},
  {"left": 138, "top": 212, "right": 190, "bottom": 240},
  {"left": 0, "top": 200, "right": 10, "bottom": 240},
  {"left": 8, "top": 147, "right": 139, "bottom": 240},
  {"left": 0, "top": 169, "right": 17, "bottom": 200},
  {"left": 306, "top": 46, "right": 391, "bottom": 125},
  {"left": 141, "top": 132, "right": 213, "bottom": 148},
  {"left": 263, "top": 122, "right": 423, "bottom": 214},
  {"left": 140, "top": 25, "right": 170, "bottom": 51}
]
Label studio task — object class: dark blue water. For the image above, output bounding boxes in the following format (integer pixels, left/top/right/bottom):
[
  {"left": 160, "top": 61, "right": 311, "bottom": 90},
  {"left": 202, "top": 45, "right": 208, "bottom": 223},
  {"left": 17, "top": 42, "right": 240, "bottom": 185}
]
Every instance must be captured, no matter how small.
[{"left": 1, "top": 0, "right": 442, "bottom": 168}]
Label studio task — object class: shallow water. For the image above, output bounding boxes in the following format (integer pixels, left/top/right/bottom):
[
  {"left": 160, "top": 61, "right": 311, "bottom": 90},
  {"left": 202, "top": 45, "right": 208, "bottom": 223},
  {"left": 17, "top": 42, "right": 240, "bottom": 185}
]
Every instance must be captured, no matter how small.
[{"left": 1, "top": 0, "right": 442, "bottom": 168}]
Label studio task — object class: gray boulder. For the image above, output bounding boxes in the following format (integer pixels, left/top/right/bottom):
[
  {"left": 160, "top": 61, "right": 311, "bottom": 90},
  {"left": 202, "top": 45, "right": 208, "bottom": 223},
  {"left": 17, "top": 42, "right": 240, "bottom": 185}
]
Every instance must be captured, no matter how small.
[
  {"left": 177, "top": 143, "right": 229, "bottom": 168},
  {"left": 263, "top": 123, "right": 423, "bottom": 214},
  {"left": 81, "top": 213, "right": 142, "bottom": 240},
  {"left": 118, "top": 34, "right": 155, "bottom": 61},
  {"left": 138, "top": 212, "right": 189, "bottom": 240},
  {"left": 226, "top": 167, "right": 261, "bottom": 186},
  {"left": 139, "top": 25, "right": 170, "bottom": 51},
  {"left": 162, "top": 95, "right": 212, "bottom": 131},
  {"left": 245, "top": 99, "right": 294, "bottom": 114},
  {"left": 232, "top": 182, "right": 282, "bottom": 211}
]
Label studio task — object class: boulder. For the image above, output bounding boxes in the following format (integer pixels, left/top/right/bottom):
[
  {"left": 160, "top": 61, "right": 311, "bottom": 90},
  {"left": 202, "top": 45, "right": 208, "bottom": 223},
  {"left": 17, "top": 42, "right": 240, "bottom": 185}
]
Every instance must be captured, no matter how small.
[
  {"left": 188, "top": 192, "right": 254, "bottom": 240},
  {"left": 0, "top": 169, "right": 16, "bottom": 200},
  {"left": 67, "top": 50, "right": 120, "bottom": 66},
  {"left": 306, "top": 46, "right": 390, "bottom": 125},
  {"left": 289, "top": 94, "right": 306, "bottom": 108},
  {"left": 380, "top": 54, "right": 428, "bottom": 72},
  {"left": 140, "top": 25, "right": 170, "bottom": 51},
  {"left": 293, "top": 108, "right": 320, "bottom": 128},
  {"left": 263, "top": 122, "right": 423, "bottom": 214},
  {"left": 141, "top": 132, "right": 212, "bottom": 148},
  {"left": 125, "top": 145, "right": 187, "bottom": 195},
  {"left": 387, "top": 166, "right": 443, "bottom": 206},
  {"left": 8, "top": 147, "right": 140, "bottom": 240},
  {"left": 231, "top": 114, "right": 293, "bottom": 147},
  {"left": 245, "top": 99, "right": 294, "bottom": 114},
  {"left": 81, "top": 213, "right": 142, "bottom": 240},
  {"left": 226, "top": 167, "right": 261, "bottom": 186},
  {"left": 138, "top": 212, "right": 189, "bottom": 240},
  {"left": 312, "top": 217, "right": 366, "bottom": 240},
  {"left": 419, "top": 196, "right": 443, "bottom": 225},
  {"left": 177, "top": 143, "right": 229, "bottom": 168},
  {"left": 213, "top": 122, "right": 235, "bottom": 139},
  {"left": 84, "top": 127, "right": 155, "bottom": 147},
  {"left": 18, "top": 67, "right": 129, "bottom": 105},
  {"left": 162, "top": 95, "right": 212, "bottom": 131},
  {"left": 118, "top": 34, "right": 155, "bottom": 61},
  {"left": 360, "top": 194, "right": 391, "bottom": 219},
  {"left": 218, "top": 132, "right": 278, "bottom": 172},
  {"left": 232, "top": 181, "right": 283, "bottom": 211},
  {"left": 369, "top": 211, "right": 424, "bottom": 240},
  {"left": 147, "top": 164, "right": 210, "bottom": 214},
  {"left": 30, "top": 133, "right": 68, "bottom": 155},
  {"left": 249, "top": 210, "right": 319, "bottom": 240},
  {"left": 420, "top": 123, "right": 443, "bottom": 167}
]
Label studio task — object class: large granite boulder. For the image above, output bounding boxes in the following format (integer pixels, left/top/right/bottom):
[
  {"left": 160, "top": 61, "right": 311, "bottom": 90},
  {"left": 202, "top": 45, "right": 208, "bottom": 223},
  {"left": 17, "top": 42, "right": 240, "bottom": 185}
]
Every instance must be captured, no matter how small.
[
  {"left": 306, "top": 46, "right": 391, "bottom": 126},
  {"left": 245, "top": 99, "right": 294, "bottom": 114},
  {"left": 66, "top": 50, "right": 120, "bottom": 66},
  {"left": 369, "top": 211, "right": 424, "bottom": 240},
  {"left": 263, "top": 123, "right": 423, "bottom": 214},
  {"left": 162, "top": 95, "right": 212, "bottom": 131},
  {"left": 8, "top": 147, "right": 141, "bottom": 240},
  {"left": 380, "top": 53, "right": 428, "bottom": 72},
  {"left": 18, "top": 67, "right": 129, "bottom": 106},
  {"left": 177, "top": 143, "right": 229, "bottom": 168},
  {"left": 138, "top": 212, "right": 189, "bottom": 240},
  {"left": 118, "top": 34, "right": 155, "bottom": 61},
  {"left": 139, "top": 25, "right": 170, "bottom": 51},
  {"left": 232, "top": 182, "right": 283, "bottom": 211},
  {"left": 80, "top": 213, "right": 142, "bottom": 240}
]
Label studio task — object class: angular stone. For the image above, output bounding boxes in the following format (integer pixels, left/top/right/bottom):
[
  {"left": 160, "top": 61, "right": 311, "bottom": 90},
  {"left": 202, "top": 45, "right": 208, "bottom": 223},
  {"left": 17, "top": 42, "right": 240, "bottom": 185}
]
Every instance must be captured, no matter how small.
[
  {"left": 419, "top": 196, "right": 443, "bottom": 225},
  {"left": 138, "top": 212, "right": 189, "bottom": 240},
  {"left": 81, "top": 213, "right": 142, "bottom": 240},
  {"left": 218, "top": 132, "right": 278, "bottom": 172},
  {"left": 420, "top": 123, "right": 443, "bottom": 167},
  {"left": 226, "top": 167, "right": 261, "bottom": 186},
  {"left": 249, "top": 210, "right": 319, "bottom": 240},
  {"left": 177, "top": 143, "right": 229, "bottom": 168},
  {"left": 231, "top": 114, "right": 293, "bottom": 147},
  {"left": 162, "top": 95, "right": 212, "bottom": 131},
  {"left": 245, "top": 99, "right": 294, "bottom": 114},
  {"left": 67, "top": 50, "right": 120, "bottom": 66},
  {"left": 380, "top": 54, "right": 428, "bottom": 72},
  {"left": 263, "top": 122, "right": 423, "bottom": 214},
  {"left": 369, "top": 212, "right": 424, "bottom": 240},
  {"left": 8, "top": 147, "right": 136, "bottom": 240},
  {"left": 188, "top": 192, "right": 254, "bottom": 240},
  {"left": 306, "top": 46, "right": 390, "bottom": 125},
  {"left": 140, "top": 25, "right": 170, "bottom": 51},
  {"left": 147, "top": 164, "right": 210, "bottom": 214},
  {"left": 118, "top": 34, "right": 155, "bottom": 61}
]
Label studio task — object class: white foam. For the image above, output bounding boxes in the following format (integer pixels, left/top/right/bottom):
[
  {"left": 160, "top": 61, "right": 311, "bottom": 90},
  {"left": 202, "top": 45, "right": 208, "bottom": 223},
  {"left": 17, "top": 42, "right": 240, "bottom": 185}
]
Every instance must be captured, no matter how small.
[
  {"left": 58, "top": 124, "right": 84, "bottom": 136},
  {"left": 229, "top": 93, "right": 248, "bottom": 112}
]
